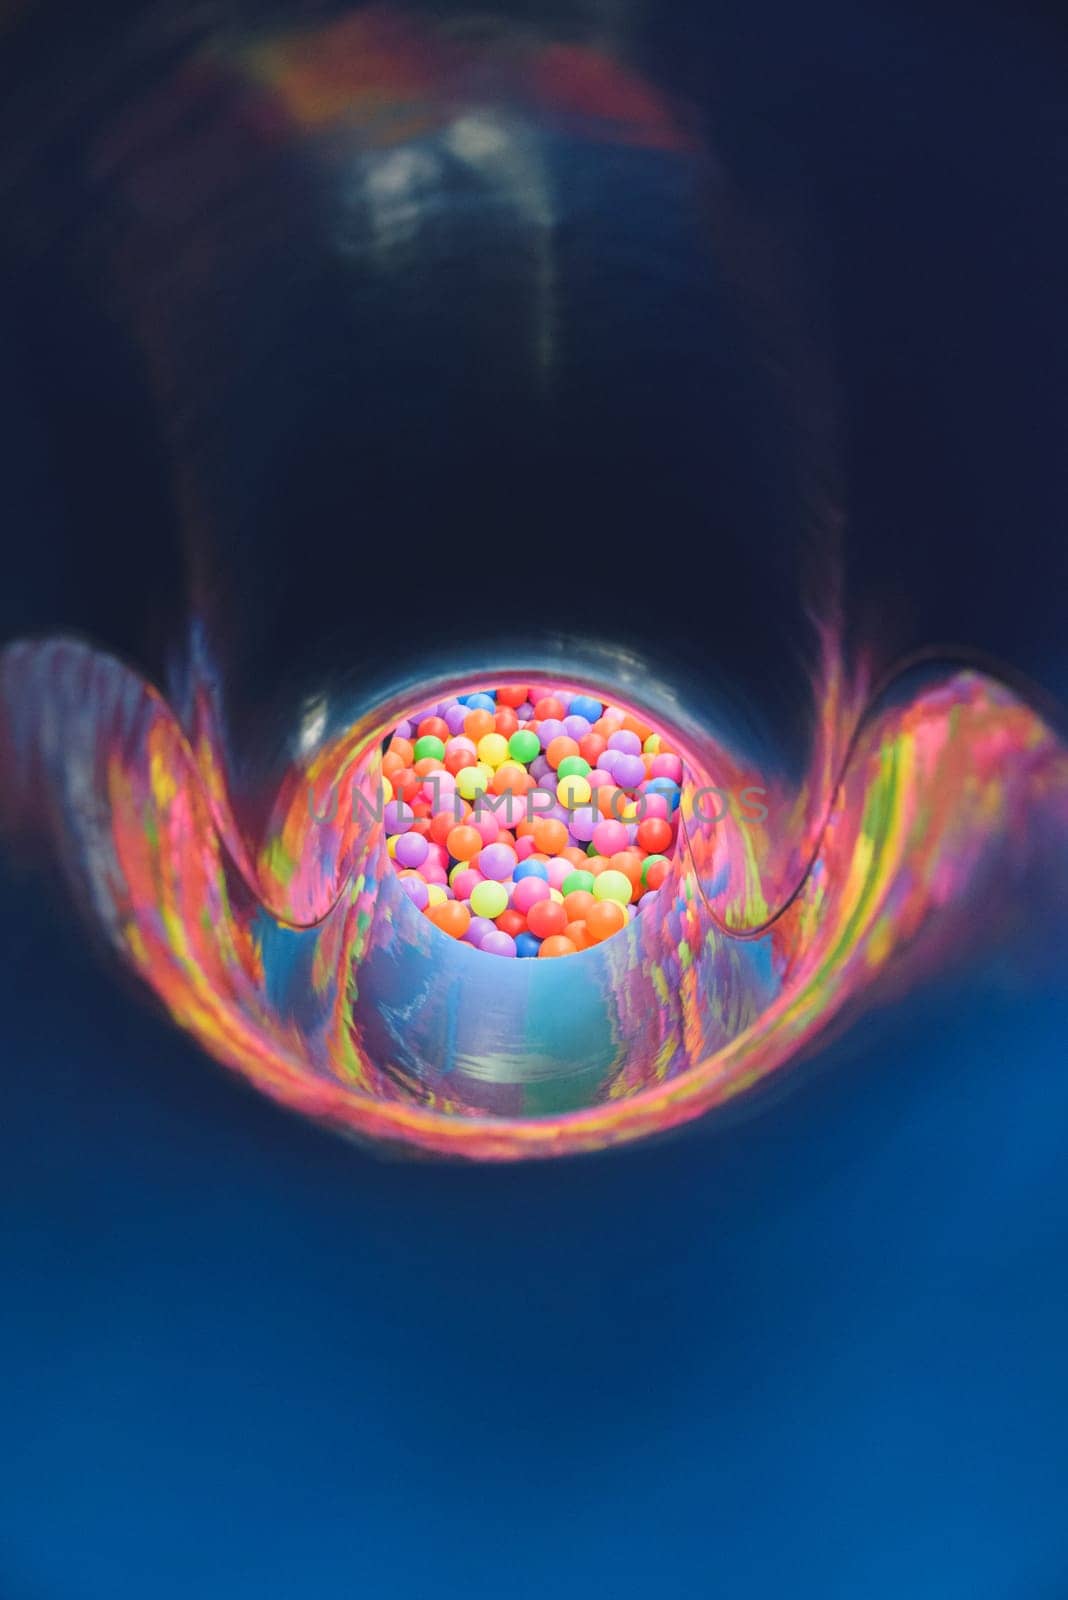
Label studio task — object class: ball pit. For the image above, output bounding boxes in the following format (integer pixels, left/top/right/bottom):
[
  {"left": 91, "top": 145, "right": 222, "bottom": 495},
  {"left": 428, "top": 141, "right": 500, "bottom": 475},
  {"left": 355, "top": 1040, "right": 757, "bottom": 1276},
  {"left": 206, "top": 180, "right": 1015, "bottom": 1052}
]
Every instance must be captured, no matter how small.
[{"left": 382, "top": 684, "right": 685, "bottom": 958}]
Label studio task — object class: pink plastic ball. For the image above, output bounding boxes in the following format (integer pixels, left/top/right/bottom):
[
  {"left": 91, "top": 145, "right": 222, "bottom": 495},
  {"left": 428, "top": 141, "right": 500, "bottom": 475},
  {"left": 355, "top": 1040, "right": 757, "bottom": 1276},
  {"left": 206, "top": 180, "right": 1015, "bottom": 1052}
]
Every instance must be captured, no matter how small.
[
  {"left": 649, "top": 753, "right": 684, "bottom": 783},
  {"left": 512, "top": 877, "right": 552, "bottom": 915},
  {"left": 592, "top": 818, "right": 629, "bottom": 856},
  {"left": 546, "top": 857, "right": 573, "bottom": 890}
]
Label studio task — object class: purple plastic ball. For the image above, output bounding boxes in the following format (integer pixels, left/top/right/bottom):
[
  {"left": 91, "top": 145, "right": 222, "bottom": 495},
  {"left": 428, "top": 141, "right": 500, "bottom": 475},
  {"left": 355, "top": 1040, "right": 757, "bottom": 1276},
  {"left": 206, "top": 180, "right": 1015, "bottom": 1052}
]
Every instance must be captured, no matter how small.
[
  {"left": 400, "top": 875, "right": 429, "bottom": 909},
  {"left": 444, "top": 704, "right": 468, "bottom": 735},
  {"left": 383, "top": 799, "right": 415, "bottom": 834},
  {"left": 607, "top": 729, "right": 642, "bottom": 756},
  {"left": 537, "top": 718, "right": 565, "bottom": 749},
  {"left": 562, "top": 714, "right": 591, "bottom": 740},
  {"left": 394, "top": 832, "right": 430, "bottom": 869},
  {"left": 478, "top": 843, "right": 518, "bottom": 881},
  {"left": 480, "top": 930, "right": 517, "bottom": 958},
  {"left": 569, "top": 805, "right": 599, "bottom": 843},
  {"left": 466, "top": 916, "right": 496, "bottom": 947},
  {"left": 613, "top": 753, "right": 647, "bottom": 790}
]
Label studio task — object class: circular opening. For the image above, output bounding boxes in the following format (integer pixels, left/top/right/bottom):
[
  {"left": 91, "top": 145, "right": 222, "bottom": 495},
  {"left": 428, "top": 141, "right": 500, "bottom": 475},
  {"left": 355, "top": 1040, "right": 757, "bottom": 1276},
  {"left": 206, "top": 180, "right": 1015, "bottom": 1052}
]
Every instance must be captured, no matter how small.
[
  {"left": 265, "top": 665, "right": 780, "bottom": 1130},
  {"left": 381, "top": 681, "right": 685, "bottom": 960}
]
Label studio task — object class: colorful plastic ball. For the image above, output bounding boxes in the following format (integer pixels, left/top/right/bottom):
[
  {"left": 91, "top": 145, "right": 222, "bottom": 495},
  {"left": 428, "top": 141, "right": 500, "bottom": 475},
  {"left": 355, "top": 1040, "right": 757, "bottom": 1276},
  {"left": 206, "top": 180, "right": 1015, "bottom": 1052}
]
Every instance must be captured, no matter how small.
[
  {"left": 416, "top": 716, "right": 450, "bottom": 742},
  {"left": 515, "top": 932, "right": 542, "bottom": 958},
  {"left": 649, "top": 753, "right": 683, "bottom": 782},
  {"left": 526, "top": 899, "right": 568, "bottom": 940},
  {"left": 569, "top": 695, "right": 603, "bottom": 722},
  {"left": 512, "top": 877, "right": 552, "bottom": 915},
  {"left": 538, "top": 934, "right": 578, "bottom": 958},
  {"left": 507, "top": 729, "right": 540, "bottom": 765},
  {"left": 556, "top": 755, "right": 591, "bottom": 780},
  {"left": 593, "top": 869, "right": 633, "bottom": 906},
  {"left": 591, "top": 818, "right": 628, "bottom": 856},
  {"left": 563, "top": 889, "right": 597, "bottom": 921},
  {"left": 399, "top": 873, "right": 429, "bottom": 909},
  {"left": 586, "top": 900, "right": 627, "bottom": 942},
  {"left": 463, "top": 709, "right": 496, "bottom": 742},
  {"left": 476, "top": 732, "right": 510, "bottom": 768},
  {"left": 565, "top": 805, "right": 597, "bottom": 843},
  {"left": 466, "top": 916, "right": 496, "bottom": 947},
  {"left": 496, "top": 685, "right": 529, "bottom": 708},
  {"left": 532, "top": 817, "right": 569, "bottom": 856},
  {"left": 425, "top": 883, "right": 448, "bottom": 907},
  {"left": 445, "top": 824, "right": 482, "bottom": 861},
  {"left": 450, "top": 867, "right": 482, "bottom": 900},
  {"left": 607, "top": 729, "right": 642, "bottom": 756},
  {"left": 478, "top": 843, "right": 517, "bottom": 881},
  {"left": 545, "top": 857, "right": 574, "bottom": 890},
  {"left": 495, "top": 909, "right": 527, "bottom": 938},
  {"left": 562, "top": 715, "right": 592, "bottom": 741},
  {"left": 383, "top": 800, "right": 416, "bottom": 834},
  {"left": 533, "top": 695, "right": 566, "bottom": 721},
  {"left": 465, "top": 692, "right": 497, "bottom": 713},
  {"left": 636, "top": 816, "right": 674, "bottom": 854},
  {"left": 393, "top": 832, "right": 429, "bottom": 869},
  {"left": 413, "top": 734, "right": 446, "bottom": 763},
  {"left": 563, "top": 920, "right": 595, "bottom": 951},
  {"left": 612, "top": 753, "right": 646, "bottom": 790},
  {"left": 561, "top": 869, "right": 595, "bottom": 897},
  {"left": 545, "top": 736, "right": 580, "bottom": 771},
  {"left": 470, "top": 880, "right": 509, "bottom": 920},
  {"left": 429, "top": 900, "right": 471, "bottom": 939},
  {"left": 456, "top": 764, "right": 492, "bottom": 801},
  {"left": 480, "top": 930, "right": 517, "bottom": 957},
  {"left": 514, "top": 859, "right": 549, "bottom": 882},
  {"left": 557, "top": 774, "right": 592, "bottom": 808}
]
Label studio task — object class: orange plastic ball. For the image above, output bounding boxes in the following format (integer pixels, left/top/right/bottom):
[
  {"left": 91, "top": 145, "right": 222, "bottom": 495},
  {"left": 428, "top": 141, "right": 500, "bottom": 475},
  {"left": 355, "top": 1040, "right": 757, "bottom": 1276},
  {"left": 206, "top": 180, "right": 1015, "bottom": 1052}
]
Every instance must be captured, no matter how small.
[
  {"left": 445, "top": 824, "right": 482, "bottom": 861},
  {"left": 388, "top": 736, "right": 414, "bottom": 766},
  {"left": 637, "top": 816, "right": 674, "bottom": 854},
  {"left": 532, "top": 817, "right": 569, "bottom": 856},
  {"left": 533, "top": 695, "right": 566, "bottom": 721},
  {"left": 545, "top": 736, "right": 580, "bottom": 771},
  {"left": 578, "top": 733, "right": 607, "bottom": 767},
  {"left": 417, "top": 716, "right": 450, "bottom": 742},
  {"left": 430, "top": 900, "right": 471, "bottom": 939},
  {"left": 563, "top": 889, "right": 597, "bottom": 921},
  {"left": 563, "top": 920, "right": 595, "bottom": 951},
  {"left": 381, "top": 750, "right": 405, "bottom": 781},
  {"left": 586, "top": 900, "right": 627, "bottom": 942},
  {"left": 526, "top": 899, "right": 568, "bottom": 940},
  {"left": 413, "top": 756, "right": 444, "bottom": 778},
  {"left": 494, "top": 708, "right": 519, "bottom": 738},
  {"left": 463, "top": 709, "right": 496, "bottom": 742},
  {"left": 610, "top": 850, "right": 646, "bottom": 889},
  {"left": 538, "top": 934, "right": 578, "bottom": 958}
]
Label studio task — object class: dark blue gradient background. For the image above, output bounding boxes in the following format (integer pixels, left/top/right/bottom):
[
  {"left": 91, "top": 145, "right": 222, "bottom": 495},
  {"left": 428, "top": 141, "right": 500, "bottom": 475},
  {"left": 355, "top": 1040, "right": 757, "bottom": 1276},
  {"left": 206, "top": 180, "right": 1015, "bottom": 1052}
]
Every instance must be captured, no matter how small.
[{"left": 1, "top": 0, "right": 1067, "bottom": 1595}]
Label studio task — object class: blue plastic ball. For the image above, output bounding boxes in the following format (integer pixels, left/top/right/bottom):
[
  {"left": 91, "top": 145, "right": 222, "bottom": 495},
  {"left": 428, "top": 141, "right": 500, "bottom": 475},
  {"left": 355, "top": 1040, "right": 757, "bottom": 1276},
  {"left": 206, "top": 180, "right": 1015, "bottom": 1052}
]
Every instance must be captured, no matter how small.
[{"left": 515, "top": 932, "right": 542, "bottom": 958}]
